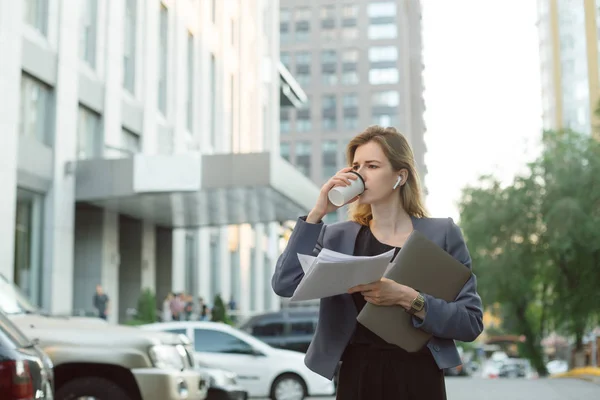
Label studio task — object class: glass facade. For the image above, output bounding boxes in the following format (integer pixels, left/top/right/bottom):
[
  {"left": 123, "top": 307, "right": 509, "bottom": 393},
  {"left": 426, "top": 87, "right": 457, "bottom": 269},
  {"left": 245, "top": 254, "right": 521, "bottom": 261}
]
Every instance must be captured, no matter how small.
[{"left": 13, "top": 189, "right": 44, "bottom": 306}]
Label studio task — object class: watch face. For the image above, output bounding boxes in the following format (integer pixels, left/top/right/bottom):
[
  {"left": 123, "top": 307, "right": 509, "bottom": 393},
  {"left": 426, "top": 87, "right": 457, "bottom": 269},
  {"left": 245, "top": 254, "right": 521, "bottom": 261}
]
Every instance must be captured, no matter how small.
[{"left": 413, "top": 295, "right": 425, "bottom": 311}]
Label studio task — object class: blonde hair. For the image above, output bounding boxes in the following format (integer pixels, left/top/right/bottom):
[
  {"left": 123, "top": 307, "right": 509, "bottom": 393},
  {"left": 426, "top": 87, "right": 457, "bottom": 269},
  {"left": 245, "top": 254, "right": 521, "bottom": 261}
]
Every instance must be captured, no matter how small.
[{"left": 346, "top": 125, "right": 429, "bottom": 225}]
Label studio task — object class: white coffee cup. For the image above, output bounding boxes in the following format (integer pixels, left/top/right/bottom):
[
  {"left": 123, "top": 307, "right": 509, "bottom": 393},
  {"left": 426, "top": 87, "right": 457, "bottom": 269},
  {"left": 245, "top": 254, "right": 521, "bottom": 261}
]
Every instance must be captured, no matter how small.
[{"left": 327, "top": 171, "right": 365, "bottom": 207}]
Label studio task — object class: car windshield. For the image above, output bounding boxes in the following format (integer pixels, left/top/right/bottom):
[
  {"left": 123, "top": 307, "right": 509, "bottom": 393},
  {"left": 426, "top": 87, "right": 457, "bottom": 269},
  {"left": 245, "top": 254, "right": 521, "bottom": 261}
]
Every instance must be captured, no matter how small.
[{"left": 0, "top": 275, "right": 39, "bottom": 315}]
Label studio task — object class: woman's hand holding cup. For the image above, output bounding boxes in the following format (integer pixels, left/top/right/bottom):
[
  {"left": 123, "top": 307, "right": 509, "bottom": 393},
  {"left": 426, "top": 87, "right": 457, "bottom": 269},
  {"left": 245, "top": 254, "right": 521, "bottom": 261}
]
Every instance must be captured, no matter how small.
[{"left": 307, "top": 167, "right": 364, "bottom": 223}]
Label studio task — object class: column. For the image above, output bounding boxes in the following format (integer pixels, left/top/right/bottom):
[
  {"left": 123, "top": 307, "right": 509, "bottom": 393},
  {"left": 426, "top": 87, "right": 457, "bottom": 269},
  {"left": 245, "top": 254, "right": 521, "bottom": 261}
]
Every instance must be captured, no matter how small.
[
  {"left": 0, "top": 0, "right": 23, "bottom": 281},
  {"left": 45, "top": 1, "right": 80, "bottom": 314}
]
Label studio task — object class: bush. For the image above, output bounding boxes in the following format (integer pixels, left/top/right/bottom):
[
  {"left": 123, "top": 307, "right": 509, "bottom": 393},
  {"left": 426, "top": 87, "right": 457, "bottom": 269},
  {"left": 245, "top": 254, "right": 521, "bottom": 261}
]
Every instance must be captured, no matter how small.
[
  {"left": 136, "top": 288, "right": 158, "bottom": 324},
  {"left": 211, "top": 294, "right": 233, "bottom": 325}
]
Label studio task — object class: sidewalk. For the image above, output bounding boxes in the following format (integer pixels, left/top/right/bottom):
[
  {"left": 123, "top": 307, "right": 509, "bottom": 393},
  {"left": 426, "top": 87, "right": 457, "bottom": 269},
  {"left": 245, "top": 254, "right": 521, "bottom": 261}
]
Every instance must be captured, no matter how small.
[{"left": 552, "top": 367, "right": 600, "bottom": 384}]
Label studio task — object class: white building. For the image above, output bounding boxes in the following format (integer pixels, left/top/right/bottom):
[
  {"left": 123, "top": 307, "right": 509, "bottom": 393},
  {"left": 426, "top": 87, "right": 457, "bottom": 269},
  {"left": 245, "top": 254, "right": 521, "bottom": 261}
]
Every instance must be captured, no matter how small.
[{"left": 0, "top": 0, "right": 317, "bottom": 323}]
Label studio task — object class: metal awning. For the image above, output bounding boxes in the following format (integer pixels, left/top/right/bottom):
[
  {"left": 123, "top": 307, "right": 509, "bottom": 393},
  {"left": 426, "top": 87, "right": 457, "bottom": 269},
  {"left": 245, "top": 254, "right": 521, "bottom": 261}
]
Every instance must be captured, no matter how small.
[{"left": 74, "top": 152, "right": 319, "bottom": 227}]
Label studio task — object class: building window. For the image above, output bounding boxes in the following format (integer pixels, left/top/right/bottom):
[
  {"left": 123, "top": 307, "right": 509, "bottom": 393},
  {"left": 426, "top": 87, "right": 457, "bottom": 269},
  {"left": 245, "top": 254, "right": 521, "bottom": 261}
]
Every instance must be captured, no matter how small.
[
  {"left": 19, "top": 74, "right": 52, "bottom": 147},
  {"left": 123, "top": 0, "right": 137, "bottom": 93},
  {"left": 368, "top": 24, "right": 397, "bottom": 40},
  {"left": 369, "top": 46, "right": 398, "bottom": 62},
  {"left": 322, "top": 95, "right": 337, "bottom": 109},
  {"left": 372, "top": 114, "right": 399, "bottom": 127},
  {"left": 322, "top": 140, "right": 338, "bottom": 180},
  {"left": 342, "top": 71, "right": 359, "bottom": 85},
  {"left": 280, "top": 31, "right": 291, "bottom": 43},
  {"left": 14, "top": 189, "right": 44, "bottom": 306},
  {"left": 342, "top": 49, "right": 359, "bottom": 63},
  {"left": 187, "top": 32, "right": 194, "bottom": 132},
  {"left": 322, "top": 72, "right": 338, "bottom": 86},
  {"left": 321, "top": 30, "right": 337, "bottom": 41},
  {"left": 343, "top": 94, "right": 358, "bottom": 108},
  {"left": 77, "top": 106, "right": 102, "bottom": 160},
  {"left": 344, "top": 116, "right": 358, "bottom": 130},
  {"left": 368, "top": 2, "right": 397, "bottom": 18},
  {"left": 296, "top": 30, "right": 310, "bottom": 42},
  {"left": 158, "top": 4, "right": 168, "bottom": 115},
  {"left": 295, "top": 8, "right": 310, "bottom": 21},
  {"left": 321, "top": 50, "right": 337, "bottom": 64},
  {"left": 296, "top": 117, "right": 312, "bottom": 132},
  {"left": 80, "top": 0, "right": 98, "bottom": 68},
  {"left": 341, "top": 27, "right": 358, "bottom": 40},
  {"left": 369, "top": 68, "right": 399, "bottom": 84},
  {"left": 24, "top": 0, "right": 48, "bottom": 35},
  {"left": 280, "top": 142, "right": 290, "bottom": 161},
  {"left": 210, "top": 54, "right": 217, "bottom": 148},
  {"left": 296, "top": 72, "right": 311, "bottom": 87},
  {"left": 121, "top": 127, "right": 141, "bottom": 154},
  {"left": 280, "top": 52, "right": 290, "bottom": 68},
  {"left": 322, "top": 117, "right": 337, "bottom": 131},
  {"left": 280, "top": 118, "right": 290, "bottom": 134},
  {"left": 372, "top": 91, "right": 400, "bottom": 107},
  {"left": 295, "top": 52, "right": 311, "bottom": 66},
  {"left": 320, "top": 5, "right": 336, "bottom": 20},
  {"left": 295, "top": 141, "right": 311, "bottom": 177},
  {"left": 342, "top": 4, "right": 359, "bottom": 18}
]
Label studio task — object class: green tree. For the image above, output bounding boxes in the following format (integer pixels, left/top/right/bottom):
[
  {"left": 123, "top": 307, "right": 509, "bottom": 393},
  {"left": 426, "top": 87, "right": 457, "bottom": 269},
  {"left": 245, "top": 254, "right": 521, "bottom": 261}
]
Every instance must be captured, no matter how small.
[
  {"left": 459, "top": 174, "right": 549, "bottom": 374},
  {"left": 458, "top": 129, "right": 600, "bottom": 373},
  {"left": 537, "top": 130, "right": 600, "bottom": 350}
]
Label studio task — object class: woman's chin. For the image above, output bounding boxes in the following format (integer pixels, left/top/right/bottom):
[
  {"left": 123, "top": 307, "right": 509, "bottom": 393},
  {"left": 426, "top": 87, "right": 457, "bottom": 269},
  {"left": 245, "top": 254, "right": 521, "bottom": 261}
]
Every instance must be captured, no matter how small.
[{"left": 357, "top": 194, "right": 371, "bottom": 205}]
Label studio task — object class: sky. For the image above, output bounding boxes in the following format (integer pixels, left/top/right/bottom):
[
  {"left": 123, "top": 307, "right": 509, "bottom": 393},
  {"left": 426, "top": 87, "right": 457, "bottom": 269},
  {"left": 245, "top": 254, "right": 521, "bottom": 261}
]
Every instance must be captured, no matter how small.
[{"left": 421, "top": 0, "right": 543, "bottom": 221}]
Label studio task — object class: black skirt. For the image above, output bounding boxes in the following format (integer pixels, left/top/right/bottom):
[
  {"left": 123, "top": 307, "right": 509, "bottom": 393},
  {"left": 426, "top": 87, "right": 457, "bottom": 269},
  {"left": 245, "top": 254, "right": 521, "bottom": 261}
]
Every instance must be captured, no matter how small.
[{"left": 336, "top": 344, "right": 447, "bottom": 400}]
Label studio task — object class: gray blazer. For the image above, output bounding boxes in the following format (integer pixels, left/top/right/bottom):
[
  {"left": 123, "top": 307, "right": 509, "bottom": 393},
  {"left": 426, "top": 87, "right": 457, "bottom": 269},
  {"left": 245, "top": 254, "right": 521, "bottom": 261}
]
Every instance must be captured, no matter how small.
[{"left": 272, "top": 215, "right": 484, "bottom": 380}]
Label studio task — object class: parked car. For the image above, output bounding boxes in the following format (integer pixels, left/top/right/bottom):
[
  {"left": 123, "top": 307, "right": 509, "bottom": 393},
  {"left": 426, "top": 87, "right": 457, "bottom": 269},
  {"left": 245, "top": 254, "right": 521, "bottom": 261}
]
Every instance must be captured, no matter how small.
[
  {"left": 0, "top": 310, "right": 54, "bottom": 399},
  {"left": 198, "top": 366, "right": 248, "bottom": 400},
  {"left": 546, "top": 359, "right": 569, "bottom": 375},
  {"left": 141, "top": 321, "right": 336, "bottom": 400},
  {"left": 239, "top": 308, "right": 319, "bottom": 353},
  {"left": 0, "top": 274, "right": 207, "bottom": 400},
  {"left": 175, "top": 332, "right": 248, "bottom": 400}
]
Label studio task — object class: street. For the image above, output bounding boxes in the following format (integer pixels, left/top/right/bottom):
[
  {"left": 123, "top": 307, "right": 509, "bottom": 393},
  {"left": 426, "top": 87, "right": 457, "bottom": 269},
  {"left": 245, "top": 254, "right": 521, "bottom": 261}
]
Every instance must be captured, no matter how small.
[{"left": 285, "top": 376, "right": 600, "bottom": 400}]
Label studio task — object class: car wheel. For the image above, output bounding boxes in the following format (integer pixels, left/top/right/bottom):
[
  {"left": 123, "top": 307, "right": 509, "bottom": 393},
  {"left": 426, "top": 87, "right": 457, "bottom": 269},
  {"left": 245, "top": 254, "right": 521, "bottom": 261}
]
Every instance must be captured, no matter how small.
[
  {"left": 270, "top": 373, "right": 306, "bottom": 400},
  {"left": 56, "top": 377, "right": 132, "bottom": 400}
]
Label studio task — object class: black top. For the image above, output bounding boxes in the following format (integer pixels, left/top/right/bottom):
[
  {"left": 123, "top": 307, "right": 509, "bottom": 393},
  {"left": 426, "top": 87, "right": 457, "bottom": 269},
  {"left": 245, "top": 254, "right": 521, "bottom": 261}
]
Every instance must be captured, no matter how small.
[{"left": 349, "top": 225, "right": 401, "bottom": 347}]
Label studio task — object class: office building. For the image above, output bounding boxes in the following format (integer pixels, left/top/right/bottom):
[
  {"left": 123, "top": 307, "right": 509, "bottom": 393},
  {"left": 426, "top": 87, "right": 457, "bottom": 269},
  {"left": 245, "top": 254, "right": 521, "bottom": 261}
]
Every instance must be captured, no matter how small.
[
  {"left": 0, "top": 0, "right": 316, "bottom": 322},
  {"left": 279, "top": 0, "right": 427, "bottom": 222}
]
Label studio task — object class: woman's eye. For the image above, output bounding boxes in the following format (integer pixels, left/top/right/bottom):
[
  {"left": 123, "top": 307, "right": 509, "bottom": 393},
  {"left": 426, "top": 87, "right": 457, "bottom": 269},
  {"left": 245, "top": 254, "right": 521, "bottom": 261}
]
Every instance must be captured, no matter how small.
[{"left": 369, "top": 165, "right": 378, "bottom": 169}]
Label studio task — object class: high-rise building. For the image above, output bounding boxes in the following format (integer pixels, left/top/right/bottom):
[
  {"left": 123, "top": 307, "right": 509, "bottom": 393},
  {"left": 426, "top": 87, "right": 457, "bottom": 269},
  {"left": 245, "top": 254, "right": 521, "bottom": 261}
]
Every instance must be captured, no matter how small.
[
  {"left": 0, "top": 0, "right": 316, "bottom": 322},
  {"left": 279, "top": 0, "right": 427, "bottom": 222},
  {"left": 537, "top": 0, "right": 600, "bottom": 139}
]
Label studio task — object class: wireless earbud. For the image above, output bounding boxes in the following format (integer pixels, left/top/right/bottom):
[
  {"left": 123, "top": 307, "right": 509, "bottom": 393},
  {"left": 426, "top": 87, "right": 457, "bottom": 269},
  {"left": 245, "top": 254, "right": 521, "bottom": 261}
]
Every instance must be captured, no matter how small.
[{"left": 393, "top": 176, "right": 402, "bottom": 190}]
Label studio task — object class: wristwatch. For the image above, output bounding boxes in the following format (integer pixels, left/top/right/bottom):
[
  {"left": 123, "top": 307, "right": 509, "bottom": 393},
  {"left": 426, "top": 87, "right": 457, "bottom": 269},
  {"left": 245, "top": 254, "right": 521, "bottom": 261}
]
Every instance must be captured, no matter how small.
[{"left": 407, "top": 292, "right": 425, "bottom": 315}]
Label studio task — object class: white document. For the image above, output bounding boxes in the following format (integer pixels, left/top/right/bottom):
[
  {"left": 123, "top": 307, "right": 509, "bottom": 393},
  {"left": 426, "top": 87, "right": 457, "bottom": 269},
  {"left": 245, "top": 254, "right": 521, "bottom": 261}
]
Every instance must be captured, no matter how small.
[{"left": 290, "top": 248, "right": 396, "bottom": 302}]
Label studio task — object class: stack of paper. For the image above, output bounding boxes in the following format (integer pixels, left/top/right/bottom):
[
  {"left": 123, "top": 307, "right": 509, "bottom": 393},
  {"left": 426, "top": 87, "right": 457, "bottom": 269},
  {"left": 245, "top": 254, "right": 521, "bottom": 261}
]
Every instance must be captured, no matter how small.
[{"left": 290, "top": 248, "right": 396, "bottom": 302}]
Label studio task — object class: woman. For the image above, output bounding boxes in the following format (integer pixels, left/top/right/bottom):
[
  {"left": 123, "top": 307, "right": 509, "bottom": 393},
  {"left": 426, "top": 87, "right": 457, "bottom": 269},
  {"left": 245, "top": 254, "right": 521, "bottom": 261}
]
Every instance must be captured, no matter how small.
[{"left": 272, "top": 126, "right": 483, "bottom": 400}]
